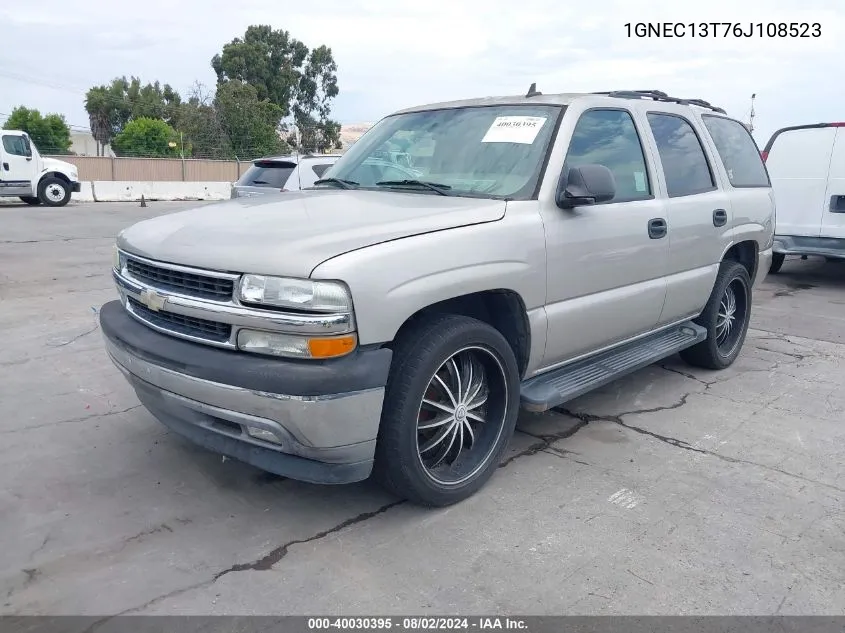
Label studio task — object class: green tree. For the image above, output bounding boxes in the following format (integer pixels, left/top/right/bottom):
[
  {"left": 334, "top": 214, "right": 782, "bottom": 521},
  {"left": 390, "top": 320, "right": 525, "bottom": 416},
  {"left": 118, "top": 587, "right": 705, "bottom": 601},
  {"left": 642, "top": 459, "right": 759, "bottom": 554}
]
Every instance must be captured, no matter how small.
[
  {"left": 84, "top": 78, "right": 133, "bottom": 152},
  {"left": 177, "top": 82, "right": 231, "bottom": 159},
  {"left": 111, "top": 117, "right": 184, "bottom": 158},
  {"left": 127, "top": 79, "right": 182, "bottom": 124},
  {"left": 211, "top": 25, "right": 340, "bottom": 153},
  {"left": 211, "top": 25, "right": 308, "bottom": 117},
  {"left": 294, "top": 45, "right": 341, "bottom": 152},
  {"left": 2, "top": 106, "right": 72, "bottom": 154},
  {"left": 84, "top": 76, "right": 183, "bottom": 154},
  {"left": 213, "top": 81, "right": 288, "bottom": 159}
]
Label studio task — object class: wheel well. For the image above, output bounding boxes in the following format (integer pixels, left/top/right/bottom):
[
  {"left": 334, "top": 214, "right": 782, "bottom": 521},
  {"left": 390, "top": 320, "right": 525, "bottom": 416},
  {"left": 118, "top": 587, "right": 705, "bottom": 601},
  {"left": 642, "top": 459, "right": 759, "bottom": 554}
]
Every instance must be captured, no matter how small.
[
  {"left": 723, "top": 241, "right": 757, "bottom": 280},
  {"left": 40, "top": 172, "right": 70, "bottom": 186},
  {"left": 390, "top": 290, "right": 531, "bottom": 378}
]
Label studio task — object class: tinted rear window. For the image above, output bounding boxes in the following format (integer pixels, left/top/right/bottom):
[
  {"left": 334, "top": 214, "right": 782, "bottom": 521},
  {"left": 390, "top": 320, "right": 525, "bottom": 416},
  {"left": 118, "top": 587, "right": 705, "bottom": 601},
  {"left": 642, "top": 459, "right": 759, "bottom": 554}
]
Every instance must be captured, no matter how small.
[
  {"left": 236, "top": 161, "right": 296, "bottom": 188},
  {"left": 647, "top": 113, "right": 715, "bottom": 198},
  {"left": 702, "top": 116, "right": 770, "bottom": 187}
]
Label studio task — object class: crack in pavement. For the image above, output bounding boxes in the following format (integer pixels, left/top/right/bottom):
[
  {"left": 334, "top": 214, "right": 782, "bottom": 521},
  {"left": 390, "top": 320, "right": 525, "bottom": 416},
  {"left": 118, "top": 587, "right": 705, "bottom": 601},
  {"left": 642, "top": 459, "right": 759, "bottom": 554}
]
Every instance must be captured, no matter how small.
[
  {"left": 500, "top": 422, "right": 590, "bottom": 468},
  {"left": 47, "top": 323, "right": 99, "bottom": 348},
  {"left": 1, "top": 405, "right": 142, "bottom": 436},
  {"left": 77, "top": 419, "right": 596, "bottom": 619},
  {"left": 213, "top": 500, "right": 405, "bottom": 581},
  {"left": 557, "top": 395, "right": 845, "bottom": 495}
]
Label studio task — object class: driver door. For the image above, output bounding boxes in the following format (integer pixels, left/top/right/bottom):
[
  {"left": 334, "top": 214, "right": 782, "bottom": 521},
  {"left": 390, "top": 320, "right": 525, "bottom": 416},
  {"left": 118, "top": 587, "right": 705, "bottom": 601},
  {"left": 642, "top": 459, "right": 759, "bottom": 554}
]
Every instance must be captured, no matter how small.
[
  {"left": 0, "top": 133, "right": 34, "bottom": 197},
  {"left": 538, "top": 105, "right": 670, "bottom": 370}
]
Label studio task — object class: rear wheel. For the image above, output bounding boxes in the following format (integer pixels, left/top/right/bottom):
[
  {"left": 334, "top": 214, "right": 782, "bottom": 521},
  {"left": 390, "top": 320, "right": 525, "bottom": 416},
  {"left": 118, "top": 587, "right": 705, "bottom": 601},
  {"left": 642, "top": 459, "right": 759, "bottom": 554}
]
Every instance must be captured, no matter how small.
[
  {"left": 681, "top": 261, "right": 752, "bottom": 370},
  {"left": 19, "top": 196, "right": 41, "bottom": 206},
  {"left": 769, "top": 253, "right": 785, "bottom": 274},
  {"left": 374, "top": 314, "right": 520, "bottom": 507},
  {"left": 37, "top": 177, "right": 71, "bottom": 207}
]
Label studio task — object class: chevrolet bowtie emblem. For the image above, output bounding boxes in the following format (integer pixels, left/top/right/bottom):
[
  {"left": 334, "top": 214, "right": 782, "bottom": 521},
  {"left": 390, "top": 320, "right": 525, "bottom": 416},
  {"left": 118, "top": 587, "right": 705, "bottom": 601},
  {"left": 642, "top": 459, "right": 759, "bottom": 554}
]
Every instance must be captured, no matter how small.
[{"left": 139, "top": 288, "right": 167, "bottom": 312}]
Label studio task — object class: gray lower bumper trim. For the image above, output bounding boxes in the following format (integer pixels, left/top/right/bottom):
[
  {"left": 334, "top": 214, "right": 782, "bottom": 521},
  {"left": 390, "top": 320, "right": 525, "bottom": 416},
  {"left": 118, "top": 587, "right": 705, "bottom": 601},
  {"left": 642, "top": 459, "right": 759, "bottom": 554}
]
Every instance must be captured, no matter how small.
[
  {"left": 104, "top": 336, "right": 385, "bottom": 452},
  {"left": 136, "top": 377, "right": 373, "bottom": 484},
  {"left": 773, "top": 235, "right": 845, "bottom": 259}
]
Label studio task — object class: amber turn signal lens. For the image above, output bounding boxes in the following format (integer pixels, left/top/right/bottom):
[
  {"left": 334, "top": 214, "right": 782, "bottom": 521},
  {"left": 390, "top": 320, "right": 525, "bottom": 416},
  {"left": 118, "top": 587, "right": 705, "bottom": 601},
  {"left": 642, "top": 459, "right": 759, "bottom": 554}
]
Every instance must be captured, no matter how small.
[{"left": 307, "top": 335, "right": 357, "bottom": 358}]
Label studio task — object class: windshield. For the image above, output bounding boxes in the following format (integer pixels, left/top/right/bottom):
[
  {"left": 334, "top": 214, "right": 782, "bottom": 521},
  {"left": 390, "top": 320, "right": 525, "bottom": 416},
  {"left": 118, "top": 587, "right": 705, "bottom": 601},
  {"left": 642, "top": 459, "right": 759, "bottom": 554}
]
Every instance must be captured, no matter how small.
[{"left": 320, "top": 104, "right": 562, "bottom": 199}]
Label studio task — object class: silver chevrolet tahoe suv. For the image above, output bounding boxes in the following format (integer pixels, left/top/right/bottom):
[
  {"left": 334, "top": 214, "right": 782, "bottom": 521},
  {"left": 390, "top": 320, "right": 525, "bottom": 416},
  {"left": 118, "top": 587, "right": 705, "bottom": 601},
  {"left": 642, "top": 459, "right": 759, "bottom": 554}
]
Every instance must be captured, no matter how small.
[{"left": 100, "top": 88, "right": 775, "bottom": 507}]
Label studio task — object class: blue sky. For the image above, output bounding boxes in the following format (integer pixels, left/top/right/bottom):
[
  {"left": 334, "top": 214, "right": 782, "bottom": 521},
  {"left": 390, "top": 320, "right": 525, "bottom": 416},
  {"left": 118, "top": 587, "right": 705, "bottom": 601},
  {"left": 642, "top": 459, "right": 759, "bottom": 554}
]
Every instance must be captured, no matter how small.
[{"left": 1, "top": 0, "right": 842, "bottom": 146}]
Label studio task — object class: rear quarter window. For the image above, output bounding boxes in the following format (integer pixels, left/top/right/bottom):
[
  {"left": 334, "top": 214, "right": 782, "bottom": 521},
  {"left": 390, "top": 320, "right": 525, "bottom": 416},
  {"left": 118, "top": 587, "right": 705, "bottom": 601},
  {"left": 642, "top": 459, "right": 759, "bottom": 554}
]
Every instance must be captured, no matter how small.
[{"left": 702, "top": 116, "right": 770, "bottom": 187}]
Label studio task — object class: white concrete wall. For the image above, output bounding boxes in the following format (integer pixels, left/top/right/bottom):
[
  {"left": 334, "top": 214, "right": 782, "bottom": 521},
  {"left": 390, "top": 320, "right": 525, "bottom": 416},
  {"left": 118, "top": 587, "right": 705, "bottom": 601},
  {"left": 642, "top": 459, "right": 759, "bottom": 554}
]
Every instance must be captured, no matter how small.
[{"left": 81, "top": 181, "right": 232, "bottom": 202}]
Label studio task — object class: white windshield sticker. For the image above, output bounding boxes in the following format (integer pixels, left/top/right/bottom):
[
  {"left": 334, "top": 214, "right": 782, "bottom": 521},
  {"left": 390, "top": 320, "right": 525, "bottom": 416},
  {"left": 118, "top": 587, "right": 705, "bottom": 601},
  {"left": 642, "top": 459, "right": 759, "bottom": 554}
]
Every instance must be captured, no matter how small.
[{"left": 481, "top": 116, "right": 547, "bottom": 144}]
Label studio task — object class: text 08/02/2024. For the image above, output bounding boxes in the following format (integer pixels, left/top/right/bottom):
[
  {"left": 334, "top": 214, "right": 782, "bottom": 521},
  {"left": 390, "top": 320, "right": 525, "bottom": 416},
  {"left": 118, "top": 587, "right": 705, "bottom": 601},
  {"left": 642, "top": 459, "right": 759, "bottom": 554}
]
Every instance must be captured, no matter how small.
[{"left": 624, "top": 22, "right": 821, "bottom": 38}]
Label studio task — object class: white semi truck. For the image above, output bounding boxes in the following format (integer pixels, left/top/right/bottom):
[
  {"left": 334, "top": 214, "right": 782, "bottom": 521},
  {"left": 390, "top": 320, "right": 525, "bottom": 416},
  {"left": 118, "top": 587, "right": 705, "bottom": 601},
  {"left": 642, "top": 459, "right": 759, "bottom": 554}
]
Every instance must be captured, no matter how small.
[{"left": 0, "top": 130, "right": 81, "bottom": 206}]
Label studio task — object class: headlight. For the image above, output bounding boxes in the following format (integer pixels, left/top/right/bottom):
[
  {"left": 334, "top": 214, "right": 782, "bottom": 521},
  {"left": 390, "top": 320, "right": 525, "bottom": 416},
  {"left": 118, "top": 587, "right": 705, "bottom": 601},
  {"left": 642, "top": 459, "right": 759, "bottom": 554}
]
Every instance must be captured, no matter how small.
[
  {"left": 112, "top": 245, "right": 124, "bottom": 271},
  {"left": 237, "top": 329, "right": 357, "bottom": 359},
  {"left": 238, "top": 275, "right": 352, "bottom": 312}
]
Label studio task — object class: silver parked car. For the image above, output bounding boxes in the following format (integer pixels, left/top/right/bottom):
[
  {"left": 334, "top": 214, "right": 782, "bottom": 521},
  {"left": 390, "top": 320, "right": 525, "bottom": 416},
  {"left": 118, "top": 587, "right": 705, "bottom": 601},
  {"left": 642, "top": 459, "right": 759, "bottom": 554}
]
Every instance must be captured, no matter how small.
[
  {"left": 101, "top": 87, "right": 774, "bottom": 507},
  {"left": 231, "top": 153, "right": 342, "bottom": 198}
]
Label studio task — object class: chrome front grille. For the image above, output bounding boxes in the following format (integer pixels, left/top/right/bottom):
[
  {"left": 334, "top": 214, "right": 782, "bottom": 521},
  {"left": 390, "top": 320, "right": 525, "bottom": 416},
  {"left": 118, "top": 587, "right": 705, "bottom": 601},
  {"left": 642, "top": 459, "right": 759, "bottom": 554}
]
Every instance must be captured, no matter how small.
[
  {"left": 126, "top": 257, "right": 234, "bottom": 301},
  {"left": 127, "top": 297, "right": 232, "bottom": 343},
  {"left": 113, "top": 249, "right": 355, "bottom": 350}
]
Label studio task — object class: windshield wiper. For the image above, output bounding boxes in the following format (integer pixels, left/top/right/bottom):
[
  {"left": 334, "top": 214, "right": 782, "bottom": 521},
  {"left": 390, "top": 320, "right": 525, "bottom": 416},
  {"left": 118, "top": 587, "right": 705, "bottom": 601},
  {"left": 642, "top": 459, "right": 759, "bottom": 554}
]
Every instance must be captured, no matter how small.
[
  {"left": 313, "top": 177, "right": 359, "bottom": 189},
  {"left": 376, "top": 179, "right": 453, "bottom": 196}
]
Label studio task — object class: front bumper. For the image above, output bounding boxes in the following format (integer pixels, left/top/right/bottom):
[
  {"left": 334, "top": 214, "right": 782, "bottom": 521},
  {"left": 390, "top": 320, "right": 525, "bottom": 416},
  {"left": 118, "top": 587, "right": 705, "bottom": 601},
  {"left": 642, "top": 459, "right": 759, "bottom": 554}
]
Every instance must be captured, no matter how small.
[
  {"left": 71, "top": 181, "right": 81, "bottom": 193},
  {"left": 100, "top": 300, "right": 392, "bottom": 484}
]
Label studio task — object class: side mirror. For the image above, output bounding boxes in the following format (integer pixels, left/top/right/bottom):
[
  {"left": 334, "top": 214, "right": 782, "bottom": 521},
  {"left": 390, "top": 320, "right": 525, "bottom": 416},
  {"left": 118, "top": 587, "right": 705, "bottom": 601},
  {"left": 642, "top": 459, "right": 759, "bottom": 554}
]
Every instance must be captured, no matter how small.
[
  {"left": 556, "top": 164, "right": 616, "bottom": 209},
  {"left": 22, "top": 135, "right": 32, "bottom": 159}
]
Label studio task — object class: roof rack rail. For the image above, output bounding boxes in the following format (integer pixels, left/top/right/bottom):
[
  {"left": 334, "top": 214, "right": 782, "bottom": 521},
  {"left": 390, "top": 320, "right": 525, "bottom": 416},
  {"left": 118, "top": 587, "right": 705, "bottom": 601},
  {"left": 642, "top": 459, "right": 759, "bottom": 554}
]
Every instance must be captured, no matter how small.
[{"left": 592, "top": 90, "right": 726, "bottom": 114}]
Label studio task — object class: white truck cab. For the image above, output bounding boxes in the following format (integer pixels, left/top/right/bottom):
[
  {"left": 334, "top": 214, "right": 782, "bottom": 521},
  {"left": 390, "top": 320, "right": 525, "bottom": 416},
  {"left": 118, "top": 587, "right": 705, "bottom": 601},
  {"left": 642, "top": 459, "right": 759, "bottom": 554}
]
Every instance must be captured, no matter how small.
[
  {"left": 0, "top": 130, "right": 81, "bottom": 207},
  {"left": 763, "top": 122, "right": 845, "bottom": 272}
]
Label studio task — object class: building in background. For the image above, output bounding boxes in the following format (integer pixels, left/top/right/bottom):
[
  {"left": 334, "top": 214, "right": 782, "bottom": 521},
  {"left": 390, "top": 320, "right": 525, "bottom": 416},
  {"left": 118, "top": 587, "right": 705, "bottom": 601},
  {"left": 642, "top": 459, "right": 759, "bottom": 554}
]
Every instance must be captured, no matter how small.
[{"left": 70, "top": 131, "right": 113, "bottom": 157}]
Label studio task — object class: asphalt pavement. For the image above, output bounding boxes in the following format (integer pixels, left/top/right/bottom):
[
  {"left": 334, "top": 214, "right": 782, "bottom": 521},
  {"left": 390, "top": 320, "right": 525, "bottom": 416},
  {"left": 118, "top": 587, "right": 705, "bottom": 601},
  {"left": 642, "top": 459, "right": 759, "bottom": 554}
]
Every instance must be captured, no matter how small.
[{"left": 1, "top": 200, "right": 843, "bottom": 617}]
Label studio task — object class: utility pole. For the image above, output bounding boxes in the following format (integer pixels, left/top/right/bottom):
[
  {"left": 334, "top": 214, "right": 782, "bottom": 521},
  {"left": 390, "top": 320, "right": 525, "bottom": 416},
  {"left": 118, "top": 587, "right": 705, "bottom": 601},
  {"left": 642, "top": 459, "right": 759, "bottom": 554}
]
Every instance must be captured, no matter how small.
[{"left": 749, "top": 93, "right": 756, "bottom": 135}]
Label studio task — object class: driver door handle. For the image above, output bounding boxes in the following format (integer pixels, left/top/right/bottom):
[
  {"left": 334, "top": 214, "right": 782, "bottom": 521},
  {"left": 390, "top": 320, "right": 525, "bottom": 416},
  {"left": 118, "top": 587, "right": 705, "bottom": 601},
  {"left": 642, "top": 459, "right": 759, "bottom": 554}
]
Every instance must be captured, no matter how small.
[{"left": 648, "top": 218, "right": 667, "bottom": 239}]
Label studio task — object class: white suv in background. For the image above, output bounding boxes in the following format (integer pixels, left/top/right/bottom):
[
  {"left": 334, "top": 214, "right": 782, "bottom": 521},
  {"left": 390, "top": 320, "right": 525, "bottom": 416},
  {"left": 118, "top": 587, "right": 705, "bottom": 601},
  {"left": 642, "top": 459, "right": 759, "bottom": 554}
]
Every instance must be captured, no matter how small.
[{"left": 231, "top": 153, "right": 342, "bottom": 198}]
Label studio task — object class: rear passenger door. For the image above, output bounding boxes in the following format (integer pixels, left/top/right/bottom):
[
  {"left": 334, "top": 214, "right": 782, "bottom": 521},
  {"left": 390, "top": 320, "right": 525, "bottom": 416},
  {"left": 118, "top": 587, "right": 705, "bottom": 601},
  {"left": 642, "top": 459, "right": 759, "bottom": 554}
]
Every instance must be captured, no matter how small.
[
  {"left": 700, "top": 113, "right": 775, "bottom": 255},
  {"left": 539, "top": 107, "right": 669, "bottom": 368},
  {"left": 644, "top": 111, "right": 733, "bottom": 326}
]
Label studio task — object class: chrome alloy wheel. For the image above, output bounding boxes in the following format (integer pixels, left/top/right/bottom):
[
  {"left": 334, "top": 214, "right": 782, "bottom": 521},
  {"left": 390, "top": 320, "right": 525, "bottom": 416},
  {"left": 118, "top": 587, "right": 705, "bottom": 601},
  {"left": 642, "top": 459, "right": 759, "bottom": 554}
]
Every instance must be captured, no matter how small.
[
  {"left": 415, "top": 345, "right": 509, "bottom": 486},
  {"left": 716, "top": 278, "right": 748, "bottom": 356}
]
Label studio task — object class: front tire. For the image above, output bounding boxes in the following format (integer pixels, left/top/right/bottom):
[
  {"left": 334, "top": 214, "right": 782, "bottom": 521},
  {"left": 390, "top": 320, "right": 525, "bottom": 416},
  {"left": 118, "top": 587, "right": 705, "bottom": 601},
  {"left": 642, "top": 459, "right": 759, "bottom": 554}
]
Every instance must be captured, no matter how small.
[
  {"left": 681, "top": 261, "right": 752, "bottom": 370},
  {"left": 769, "top": 253, "right": 785, "bottom": 274},
  {"left": 374, "top": 314, "right": 520, "bottom": 507},
  {"left": 19, "top": 196, "right": 41, "bottom": 206},
  {"left": 37, "top": 177, "right": 71, "bottom": 207}
]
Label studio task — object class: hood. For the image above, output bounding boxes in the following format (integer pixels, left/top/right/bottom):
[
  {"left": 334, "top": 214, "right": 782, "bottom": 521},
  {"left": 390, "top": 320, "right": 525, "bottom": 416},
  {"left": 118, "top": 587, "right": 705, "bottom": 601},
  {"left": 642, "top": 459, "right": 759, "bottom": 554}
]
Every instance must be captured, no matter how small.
[
  {"left": 117, "top": 189, "right": 506, "bottom": 278},
  {"left": 41, "top": 157, "right": 78, "bottom": 178}
]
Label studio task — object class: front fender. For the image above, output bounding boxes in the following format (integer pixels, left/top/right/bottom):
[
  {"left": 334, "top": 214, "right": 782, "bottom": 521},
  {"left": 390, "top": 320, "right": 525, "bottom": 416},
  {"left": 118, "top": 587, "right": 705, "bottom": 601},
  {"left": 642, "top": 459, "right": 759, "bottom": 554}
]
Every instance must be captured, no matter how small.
[{"left": 309, "top": 205, "right": 547, "bottom": 348}]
